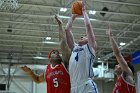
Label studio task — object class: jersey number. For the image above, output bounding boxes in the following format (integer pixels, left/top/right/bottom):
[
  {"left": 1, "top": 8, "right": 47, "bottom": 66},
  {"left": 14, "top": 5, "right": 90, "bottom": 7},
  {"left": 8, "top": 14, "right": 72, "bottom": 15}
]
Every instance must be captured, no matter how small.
[{"left": 53, "top": 78, "right": 58, "bottom": 87}]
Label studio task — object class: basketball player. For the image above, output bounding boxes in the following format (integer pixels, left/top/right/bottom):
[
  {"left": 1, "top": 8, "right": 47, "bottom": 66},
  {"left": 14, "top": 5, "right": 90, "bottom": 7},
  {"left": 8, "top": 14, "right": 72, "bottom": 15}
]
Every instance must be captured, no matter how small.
[
  {"left": 106, "top": 26, "right": 136, "bottom": 93},
  {"left": 21, "top": 15, "right": 71, "bottom": 93},
  {"left": 65, "top": 1, "right": 99, "bottom": 93}
]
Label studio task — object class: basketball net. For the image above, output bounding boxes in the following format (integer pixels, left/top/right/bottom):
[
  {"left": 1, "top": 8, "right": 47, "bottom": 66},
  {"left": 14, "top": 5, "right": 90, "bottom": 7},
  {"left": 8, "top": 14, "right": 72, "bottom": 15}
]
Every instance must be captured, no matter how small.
[{"left": 0, "top": 0, "right": 19, "bottom": 11}]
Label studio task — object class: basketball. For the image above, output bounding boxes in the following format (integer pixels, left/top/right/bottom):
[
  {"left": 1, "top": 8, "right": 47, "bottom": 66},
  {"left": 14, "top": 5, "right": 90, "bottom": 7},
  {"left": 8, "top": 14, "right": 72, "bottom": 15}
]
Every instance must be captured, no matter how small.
[{"left": 71, "top": 0, "right": 83, "bottom": 15}]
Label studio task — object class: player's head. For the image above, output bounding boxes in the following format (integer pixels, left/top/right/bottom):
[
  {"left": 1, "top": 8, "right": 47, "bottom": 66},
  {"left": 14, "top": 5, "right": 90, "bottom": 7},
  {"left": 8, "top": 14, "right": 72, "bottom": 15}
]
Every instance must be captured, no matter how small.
[
  {"left": 48, "top": 49, "right": 62, "bottom": 64},
  {"left": 78, "top": 34, "right": 88, "bottom": 45},
  {"left": 114, "top": 62, "right": 135, "bottom": 76}
]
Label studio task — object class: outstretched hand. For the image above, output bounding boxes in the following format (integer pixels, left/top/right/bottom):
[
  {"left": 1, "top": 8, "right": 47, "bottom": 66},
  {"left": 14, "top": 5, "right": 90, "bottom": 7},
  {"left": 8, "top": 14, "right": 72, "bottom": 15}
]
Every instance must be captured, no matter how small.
[
  {"left": 21, "top": 66, "right": 31, "bottom": 73},
  {"left": 106, "top": 23, "right": 113, "bottom": 37},
  {"left": 81, "top": 0, "right": 86, "bottom": 12}
]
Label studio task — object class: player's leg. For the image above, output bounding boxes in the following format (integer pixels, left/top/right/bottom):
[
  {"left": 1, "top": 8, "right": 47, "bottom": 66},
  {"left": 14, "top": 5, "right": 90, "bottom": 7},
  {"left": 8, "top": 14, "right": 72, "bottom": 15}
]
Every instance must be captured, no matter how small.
[{"left": 81, "top": 80, "right": 99, "bottom": 93}]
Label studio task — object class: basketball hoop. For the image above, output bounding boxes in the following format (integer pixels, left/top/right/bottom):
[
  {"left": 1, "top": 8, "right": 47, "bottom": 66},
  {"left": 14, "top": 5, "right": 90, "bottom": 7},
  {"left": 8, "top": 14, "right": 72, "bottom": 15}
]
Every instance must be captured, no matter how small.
[{"left": 0, "top": 0, "right": 19, "bottom": 11}]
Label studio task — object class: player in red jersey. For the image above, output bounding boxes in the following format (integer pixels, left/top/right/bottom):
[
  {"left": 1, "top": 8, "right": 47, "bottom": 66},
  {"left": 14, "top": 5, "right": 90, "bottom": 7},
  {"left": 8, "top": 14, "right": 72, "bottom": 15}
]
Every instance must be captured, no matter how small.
[
  {"left": 45, "top": 49, "right": 70, "bottom": 93},
  {"left": 107, "top": 25, "right": 136, "bottom": 93},
  {"left": 21, "top": 15, "right": 71, "bottom": 93}
]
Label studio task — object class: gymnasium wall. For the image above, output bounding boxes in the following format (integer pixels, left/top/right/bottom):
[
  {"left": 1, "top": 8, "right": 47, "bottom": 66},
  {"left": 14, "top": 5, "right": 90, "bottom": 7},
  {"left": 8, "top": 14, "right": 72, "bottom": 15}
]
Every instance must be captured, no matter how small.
[{"left": 0, "top": 64, "right": 139, "bottom": 93}]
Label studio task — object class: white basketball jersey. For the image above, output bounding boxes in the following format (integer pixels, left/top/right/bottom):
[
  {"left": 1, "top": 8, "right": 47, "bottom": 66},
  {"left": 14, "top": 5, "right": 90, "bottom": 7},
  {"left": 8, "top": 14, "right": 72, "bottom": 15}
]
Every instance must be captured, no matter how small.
[{"left": 69, "top": 44, "right": 95, "bottom": 85}]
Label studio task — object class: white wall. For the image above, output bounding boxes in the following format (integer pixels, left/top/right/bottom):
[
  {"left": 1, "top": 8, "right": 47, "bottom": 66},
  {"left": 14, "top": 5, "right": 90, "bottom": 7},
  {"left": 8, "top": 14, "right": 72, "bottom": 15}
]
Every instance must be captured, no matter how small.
[
  {"left": 0, "top": 66, "right": 116, "bottom": 93},
  {"left": 0, "top": 66, "right": 46, "bottom": 93},
  {"left": 0, "top": 77, "right": 47, "bottom": 93},
  {"left": 1, "top": 64, "right": 139, "bottom": 93},
  {"left": 36, "top": 83, "right": 46, "bottom": 93},
  {"left": 1, "top": 78, "right": 115, "bottom": 93},
  {"left": 0, "top": 76, "right": 116, "bottom": 93}
]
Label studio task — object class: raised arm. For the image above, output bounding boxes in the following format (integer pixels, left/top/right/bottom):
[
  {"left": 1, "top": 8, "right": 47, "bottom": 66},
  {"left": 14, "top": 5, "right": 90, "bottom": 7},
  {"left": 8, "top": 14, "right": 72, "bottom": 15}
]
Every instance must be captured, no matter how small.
[
  {"left": 82, "top": 2, "right": 97, "bottom": 53},
  {"left": 55, "top": 15, "right": 71, "bottom": 68},
  {"left": 54, "top": 15, "right": 65, "bottom": 41},
  {"left": 107, "top": 28, "right": 133, "bottom": 77},
  {"left": 65, "top": 14, "right": 78, "bottom": 50},
  {"left": 21, "top": 66, "right": 45, "bottom": 83}
]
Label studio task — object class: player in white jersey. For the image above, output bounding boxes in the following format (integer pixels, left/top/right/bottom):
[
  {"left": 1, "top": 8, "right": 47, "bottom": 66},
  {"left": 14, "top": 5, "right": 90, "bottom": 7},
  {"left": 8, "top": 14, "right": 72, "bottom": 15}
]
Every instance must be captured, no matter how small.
[{"left": 65, "top": 1, "right": 99, "bottom": 93}]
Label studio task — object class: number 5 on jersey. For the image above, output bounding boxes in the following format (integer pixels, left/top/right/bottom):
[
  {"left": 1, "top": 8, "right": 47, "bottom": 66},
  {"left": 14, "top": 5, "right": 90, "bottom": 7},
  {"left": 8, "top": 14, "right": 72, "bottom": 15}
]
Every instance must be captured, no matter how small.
[{"left": 53, "top": 78, "right": 58, "bottom": 87}]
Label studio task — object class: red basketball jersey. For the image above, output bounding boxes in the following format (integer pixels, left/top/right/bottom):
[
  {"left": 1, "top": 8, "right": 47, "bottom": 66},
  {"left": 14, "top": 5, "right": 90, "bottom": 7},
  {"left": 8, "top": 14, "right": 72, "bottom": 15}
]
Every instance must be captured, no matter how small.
[
  {"left": 113, "top": 74, "right": 136, "bottom": 93},
  {"left": 45, "top": 63, "right": 70, "bottom": 93}
]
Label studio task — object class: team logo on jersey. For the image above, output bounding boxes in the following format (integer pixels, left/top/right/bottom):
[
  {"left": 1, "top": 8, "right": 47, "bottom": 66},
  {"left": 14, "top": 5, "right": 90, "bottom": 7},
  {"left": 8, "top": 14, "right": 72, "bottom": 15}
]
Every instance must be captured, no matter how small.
[
  {"left": 47, "top": 71, "right": 63, "bottom": 78},
  {"left": 73, "top": 48, "right": 84, "bottom": 52}
]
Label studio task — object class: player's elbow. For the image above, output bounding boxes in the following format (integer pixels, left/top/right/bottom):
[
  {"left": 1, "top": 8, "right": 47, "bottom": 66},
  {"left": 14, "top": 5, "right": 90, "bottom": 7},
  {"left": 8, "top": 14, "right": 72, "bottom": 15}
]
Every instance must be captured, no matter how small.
[
  {"left": 94, "top": 42, "right": 97, "bottom": 51},
  {"left": 34, "top": 81, "right": 40, "bottom": 84},
  {"left": 65, "top": 25, "right": 72, "bottom": 32},
  {"left": 33, "top": 79, "right": 40, "bottom": 84},
  {"left": 33, "top": 77, "right": 42, "bottom": 84},
  {"left": 34, "top": 80, "right": 42, "bottom": 84},
  {"left": 92, "top": 41, "right": 97, "bottom": 52}
]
